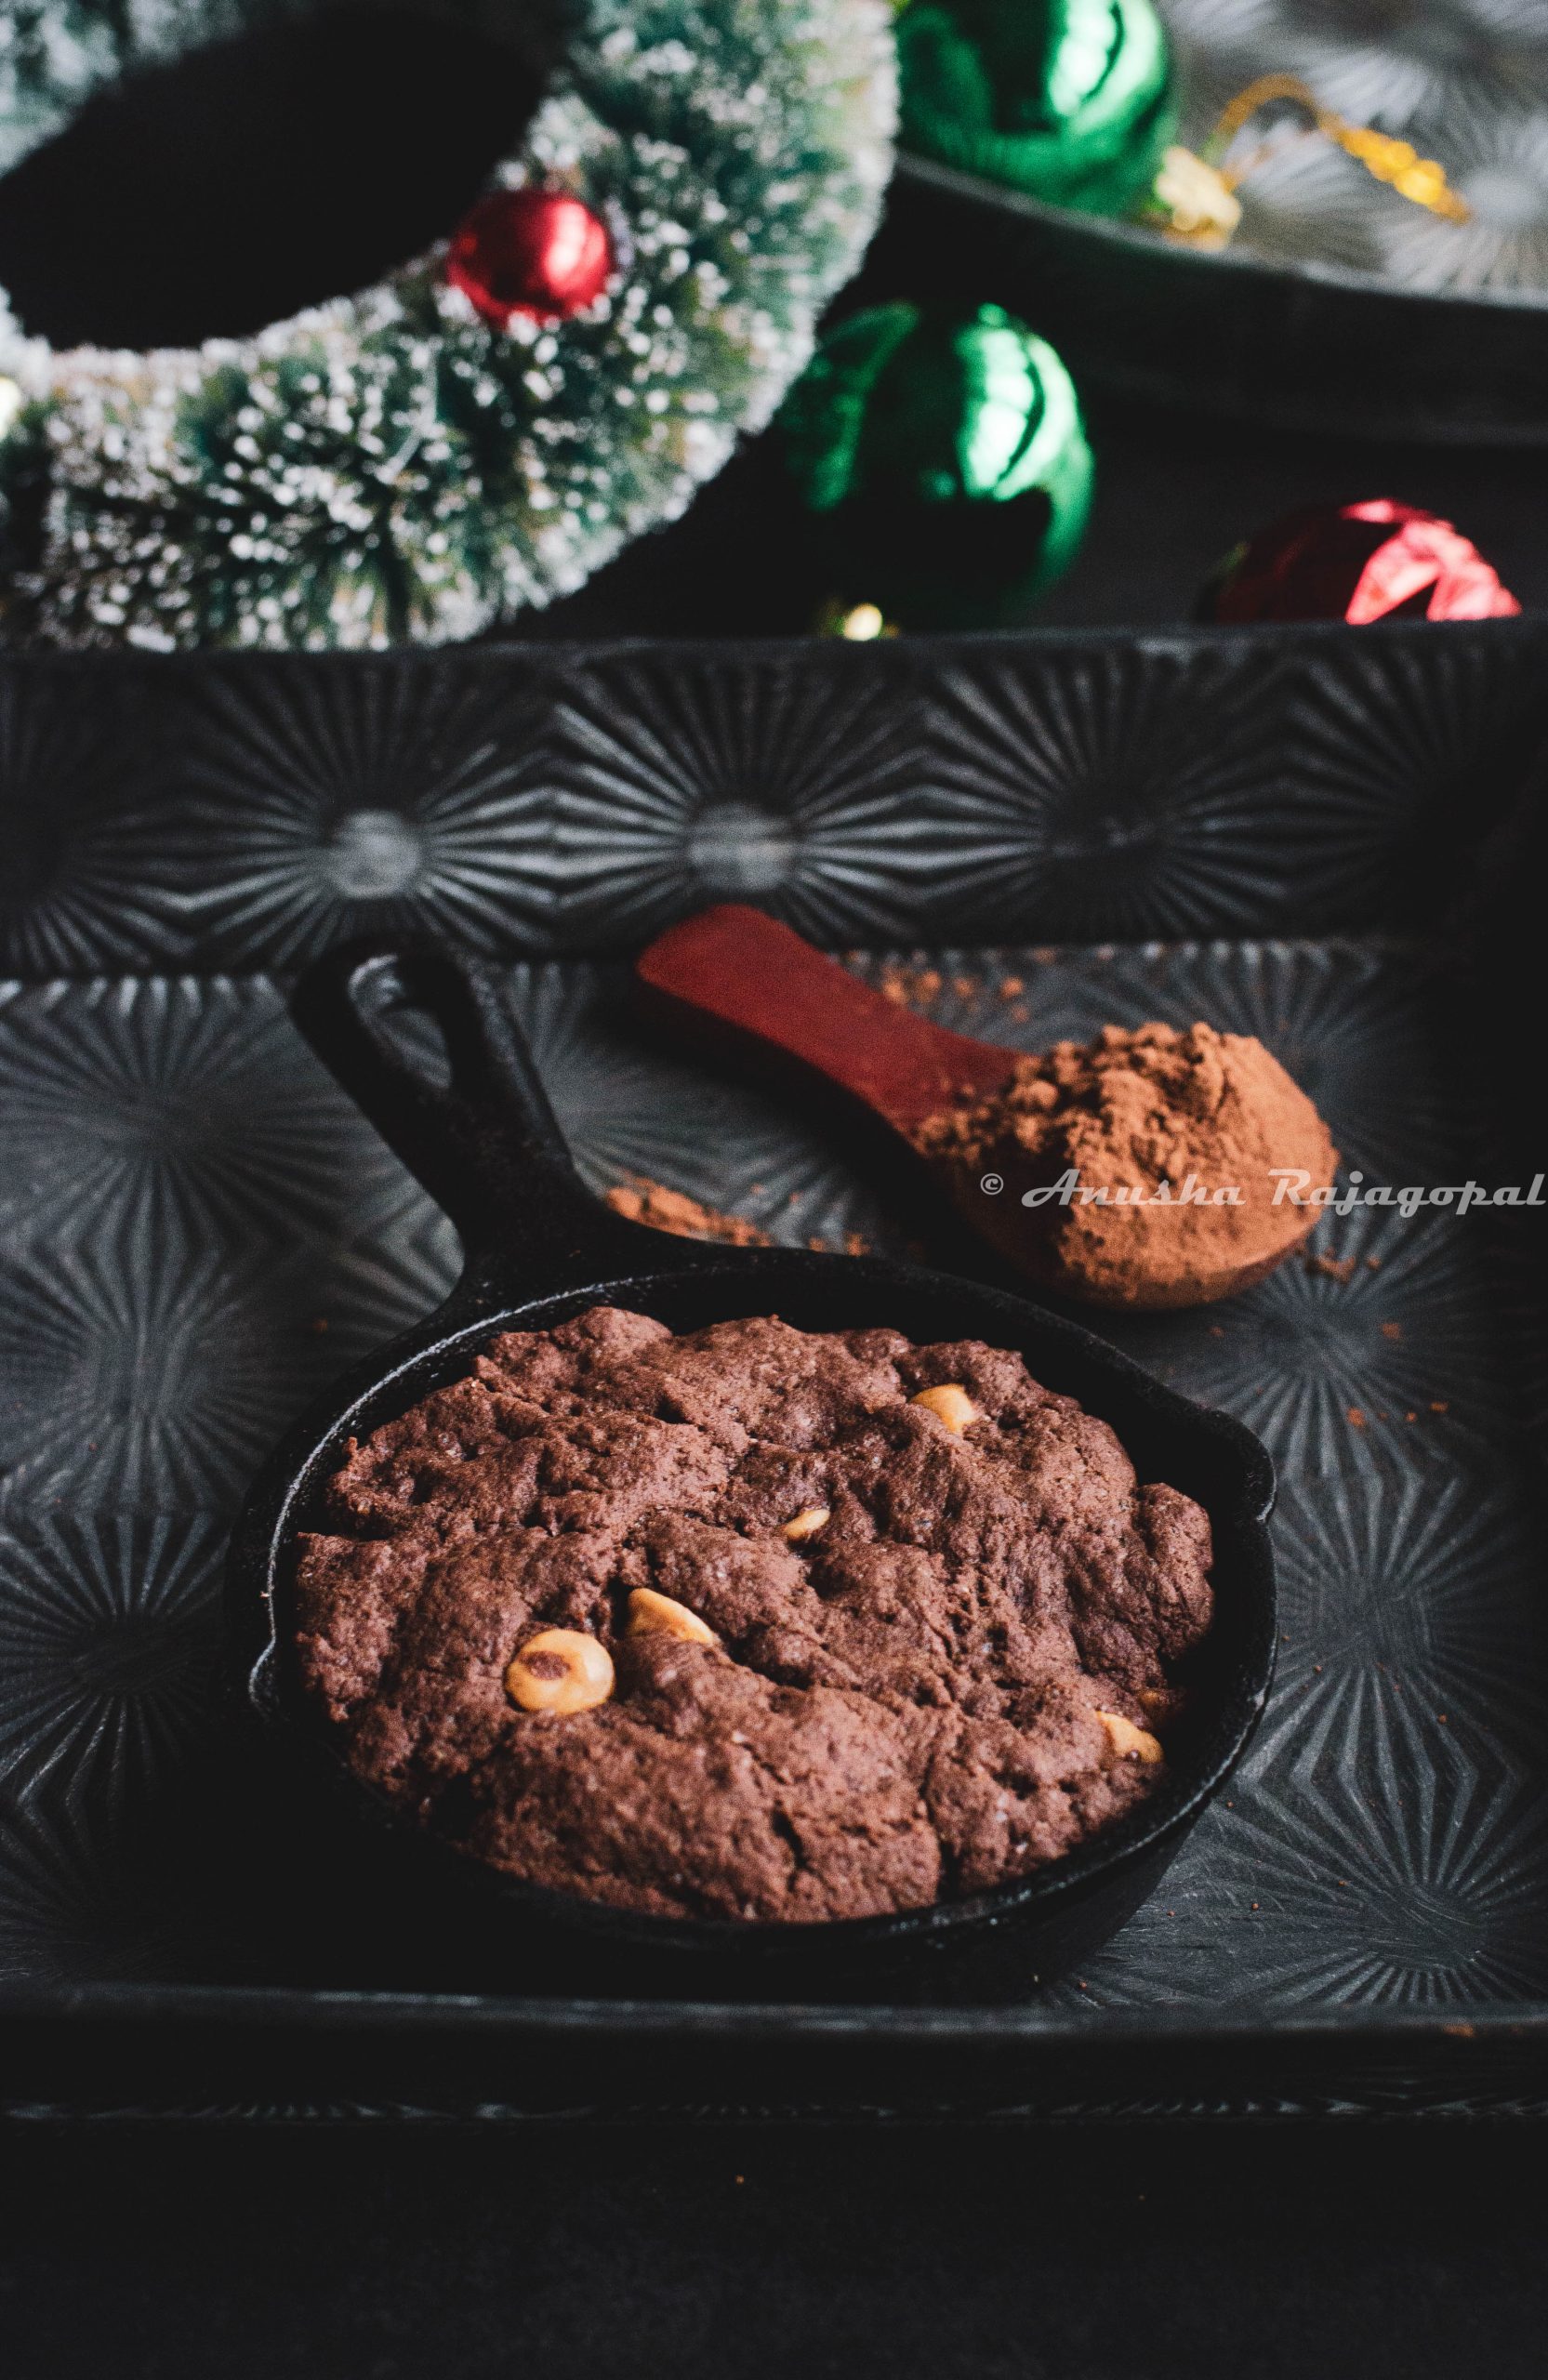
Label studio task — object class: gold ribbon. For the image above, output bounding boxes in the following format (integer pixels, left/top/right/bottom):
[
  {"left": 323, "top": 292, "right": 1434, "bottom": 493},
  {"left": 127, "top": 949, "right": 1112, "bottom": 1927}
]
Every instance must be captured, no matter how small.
[
  {"left": 1210, "top": 73, "right": 1471, "bottom": 223},
  {"left": 1151, "top": 71, "right": 1471, "bottom": 247}
]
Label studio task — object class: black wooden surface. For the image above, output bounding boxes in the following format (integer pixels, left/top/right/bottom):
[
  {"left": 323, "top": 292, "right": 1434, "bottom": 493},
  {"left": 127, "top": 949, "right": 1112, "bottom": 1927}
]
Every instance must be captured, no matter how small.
[{"left": 2, "top": 2117, "right": 1542, "bottom": 2377}]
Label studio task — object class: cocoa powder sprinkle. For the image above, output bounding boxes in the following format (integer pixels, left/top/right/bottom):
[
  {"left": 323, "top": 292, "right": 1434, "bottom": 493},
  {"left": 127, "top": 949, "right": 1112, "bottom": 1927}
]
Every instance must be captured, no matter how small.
[
  {"left": 605, "top": 1177, "right": 871, "bottom": 1260},
  {"left": 605, "top": 1178, "right": 770, "bottom": 1247}
]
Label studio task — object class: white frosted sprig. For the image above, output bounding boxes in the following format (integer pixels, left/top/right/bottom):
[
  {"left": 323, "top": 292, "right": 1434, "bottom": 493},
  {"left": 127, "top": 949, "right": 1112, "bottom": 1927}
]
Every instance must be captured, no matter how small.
[{"left": 0, "top": 0, "right": 896, "bottom": 648}]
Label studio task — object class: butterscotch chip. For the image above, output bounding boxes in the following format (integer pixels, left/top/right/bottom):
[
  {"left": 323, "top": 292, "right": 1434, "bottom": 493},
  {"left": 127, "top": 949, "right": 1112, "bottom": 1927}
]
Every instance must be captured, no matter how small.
[
  {"left": 910, "top": 1383, "right": 979, "bottom": 1434},
  {"left": 781, "top": 1505, "right": 831, "bottom": 1541},
  {"left": 1095, "top": 1710, "right": 1163, "bottom": 1765},
  {"left": 507, "top": 1629, "right": 615, "bottom": 1715},
  {"left": 628, "top": 1587, "right": 717, "bottom": 1646}
]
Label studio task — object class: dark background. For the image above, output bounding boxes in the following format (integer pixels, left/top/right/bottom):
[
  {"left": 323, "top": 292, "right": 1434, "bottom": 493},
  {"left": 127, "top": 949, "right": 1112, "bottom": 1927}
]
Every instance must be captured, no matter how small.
[
  {"left": 523, "top": 381, "right": 1548, "bottom": 641},
  {"left": 3, "top": 2118, "right": 1543, "bottom": 2376},
  {"left": 4, "top": 18, "right": 1547, "bottom": 2370}
]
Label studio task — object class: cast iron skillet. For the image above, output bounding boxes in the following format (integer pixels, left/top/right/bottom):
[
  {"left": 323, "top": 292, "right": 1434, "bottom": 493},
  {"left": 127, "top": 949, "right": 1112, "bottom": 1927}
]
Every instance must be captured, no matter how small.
[{"left": 228, "top": 943, "right": 1277, "bottom": 1999}]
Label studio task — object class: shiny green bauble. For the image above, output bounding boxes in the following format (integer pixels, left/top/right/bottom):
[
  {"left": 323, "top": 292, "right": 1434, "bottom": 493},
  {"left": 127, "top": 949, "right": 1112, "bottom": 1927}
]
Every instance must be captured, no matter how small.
[
  {"left": 781, "top": 300, "right": 1093, "bottom": 628},
  {"left": 897, "top": 0, "right": 1175, "bottom": 216}
]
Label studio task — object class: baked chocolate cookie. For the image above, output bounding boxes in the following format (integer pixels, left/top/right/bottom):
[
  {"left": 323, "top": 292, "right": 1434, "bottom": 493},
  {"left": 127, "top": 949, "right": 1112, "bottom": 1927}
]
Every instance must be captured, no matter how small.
[{"left": 295, "top": 1307, "right": 1214, "bottom": 1923}]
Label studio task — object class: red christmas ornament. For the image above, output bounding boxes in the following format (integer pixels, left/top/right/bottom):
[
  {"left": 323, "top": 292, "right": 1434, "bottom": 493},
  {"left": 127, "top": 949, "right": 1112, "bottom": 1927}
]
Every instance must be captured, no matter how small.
[
  {"left": 1202, "top": 500, "right": 1520, "bottom": 627},
  {"left": 446, "top": 188, "right": 613, "bottom": 328}
]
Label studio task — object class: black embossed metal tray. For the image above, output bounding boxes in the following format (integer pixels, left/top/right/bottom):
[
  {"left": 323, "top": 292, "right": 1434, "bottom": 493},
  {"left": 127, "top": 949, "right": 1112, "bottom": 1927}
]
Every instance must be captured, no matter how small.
[{"left": 3, "top": 619, "right": 1548, "bottom": 2120}]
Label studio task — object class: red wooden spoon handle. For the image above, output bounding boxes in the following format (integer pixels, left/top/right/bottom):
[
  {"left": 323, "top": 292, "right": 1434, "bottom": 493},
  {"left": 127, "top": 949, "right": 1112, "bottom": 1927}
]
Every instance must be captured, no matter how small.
[{"left": 636, "top": 906, "right": 1015, "bottom": 1136}]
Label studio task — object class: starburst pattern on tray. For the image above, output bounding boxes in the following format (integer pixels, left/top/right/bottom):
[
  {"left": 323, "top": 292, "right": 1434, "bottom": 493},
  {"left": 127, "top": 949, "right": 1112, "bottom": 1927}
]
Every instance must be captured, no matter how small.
[
  {"left": 500, "top": 964, "right": 898, "bottom": 1253},
  {"left": 1227, "top": 133, "right": 1401, "bottom": 278},
  {"left": 1165, "top": 0, "right": 1548, "bottom": 138},
  {"left": 166, "top": 660, "right": 558, "bottom": 969},
  {"left": 0, "top": 1513, "right": 227, "bottom": 1788},
  {"left": 311, "top": 1220, "right": 468, "bottom": 1363},
  {"left": 1276, "top": 635, "right": 1542, "bottom": 926},
  {"left": 549, "top": 655, "right": 954, "bottom": 946},
  {"left": 0, "top": 629, "right": 1541, "bottom": 970},
  {"left": 0, "top": 1789, "right": 205, "bottom": 1986},
  {"left": 1052, "top": 1757, "right": 1548, "bottom": 2012},
  {"left": 0, "top": 666, "right": 186, "bottom": 975},
  {"left": 1123, "top": 1198, "right": 1527, "bottom": 1475},
  {"left": 1182, "top": 1758, "right": 1548, "bottom": 2006},
  {"left": 1159, "top": 0, "right": 1548, "bottom": 295},
  {"left": 3, "top": 676, "right": 1542, "bottom": 2104},
  {"left": 911, "top": 646, "right": 1303, "bottom": 942},
  {"left": 0, "top": 1232, "right": 363, "bottom": 1512},
  {"left": 1261, "top": 1472, "right": 1547, "bottom": 1776},
  {"left": 1375, "top": 102, "right": 1548, "bottom": 293},
  {"left": 0, "top": 976, "right": 408, "bottom": 1250},
  {"left": 505, "top": 962, "right": 759, "bottom": 1190}
]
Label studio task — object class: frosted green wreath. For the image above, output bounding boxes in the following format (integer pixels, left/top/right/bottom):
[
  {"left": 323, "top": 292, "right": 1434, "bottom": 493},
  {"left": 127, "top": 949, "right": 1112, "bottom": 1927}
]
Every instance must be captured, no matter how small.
[{"left": 0, "top": 0, "right": 894, "bottom": 648}]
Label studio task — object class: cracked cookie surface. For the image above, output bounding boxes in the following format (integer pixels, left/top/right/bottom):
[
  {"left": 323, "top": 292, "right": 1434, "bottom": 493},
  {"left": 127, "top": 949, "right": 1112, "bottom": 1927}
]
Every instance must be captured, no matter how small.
[{"left": 295, "top": 1306, "right": 1214, "bottom": 1922}]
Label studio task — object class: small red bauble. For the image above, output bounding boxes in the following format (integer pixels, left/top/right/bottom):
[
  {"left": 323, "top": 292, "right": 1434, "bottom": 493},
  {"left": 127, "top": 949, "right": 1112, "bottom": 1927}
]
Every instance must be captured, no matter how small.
[
  {"left": 446, "top": 188, "right": 613, "bottom": 328},
  {"left": 1202, "top": 500, "right": 1520, "bottom": 627}
]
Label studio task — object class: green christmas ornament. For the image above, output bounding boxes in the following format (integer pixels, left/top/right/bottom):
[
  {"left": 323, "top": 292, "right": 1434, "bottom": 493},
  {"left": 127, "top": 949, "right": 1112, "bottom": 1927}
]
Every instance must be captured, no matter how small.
[
  {"left": 896, "top": 0, "right": 1175, "bottom": 216},
  {"left": 782, "top": 300, "right": 1092, "bottom": 628}
]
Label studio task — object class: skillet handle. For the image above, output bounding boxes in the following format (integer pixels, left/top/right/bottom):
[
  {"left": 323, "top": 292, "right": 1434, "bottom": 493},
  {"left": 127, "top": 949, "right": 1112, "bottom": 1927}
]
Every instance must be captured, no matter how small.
[{"left": 291, "top": 942, "right": 704, "bottom": 1293}]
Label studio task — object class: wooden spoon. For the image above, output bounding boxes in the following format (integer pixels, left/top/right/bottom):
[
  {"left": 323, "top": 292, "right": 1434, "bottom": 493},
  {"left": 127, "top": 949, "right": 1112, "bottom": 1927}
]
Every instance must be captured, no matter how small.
[{"left": 635, "top": 905, "right": 1333, "bottom": 1310}]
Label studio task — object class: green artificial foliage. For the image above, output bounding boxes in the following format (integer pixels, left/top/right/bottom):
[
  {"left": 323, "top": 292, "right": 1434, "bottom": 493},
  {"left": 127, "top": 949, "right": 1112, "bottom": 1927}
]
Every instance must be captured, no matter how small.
[{"left": 0, "top": 0, "right": 893, "bottom": 646}]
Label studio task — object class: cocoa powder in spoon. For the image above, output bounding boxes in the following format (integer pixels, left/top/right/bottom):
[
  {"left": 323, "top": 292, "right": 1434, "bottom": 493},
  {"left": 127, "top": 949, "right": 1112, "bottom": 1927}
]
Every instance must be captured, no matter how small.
[{"left": 916, "top": 1022, "right": 1337, "bottom": 1309}]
